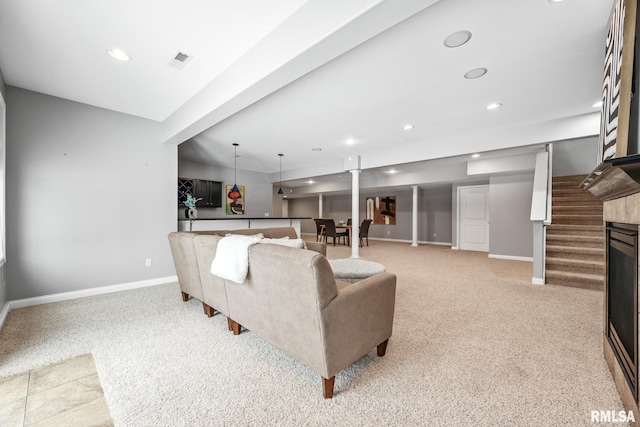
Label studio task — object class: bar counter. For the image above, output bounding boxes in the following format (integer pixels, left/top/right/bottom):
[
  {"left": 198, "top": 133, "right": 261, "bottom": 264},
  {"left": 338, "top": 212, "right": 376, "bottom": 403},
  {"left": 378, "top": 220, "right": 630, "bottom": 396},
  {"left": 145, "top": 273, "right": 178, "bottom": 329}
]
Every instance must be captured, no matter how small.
[{"left": 177, "top": 217, "right": 311, "bottom": 234}]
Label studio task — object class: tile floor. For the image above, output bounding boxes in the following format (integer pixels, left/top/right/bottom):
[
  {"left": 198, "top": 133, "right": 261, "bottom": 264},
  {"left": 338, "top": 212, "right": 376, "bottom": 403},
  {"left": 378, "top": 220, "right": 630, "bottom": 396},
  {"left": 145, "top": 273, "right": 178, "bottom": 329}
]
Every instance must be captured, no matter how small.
[{"left": 0, "top": 354, "right": 113, "bottom": 426}]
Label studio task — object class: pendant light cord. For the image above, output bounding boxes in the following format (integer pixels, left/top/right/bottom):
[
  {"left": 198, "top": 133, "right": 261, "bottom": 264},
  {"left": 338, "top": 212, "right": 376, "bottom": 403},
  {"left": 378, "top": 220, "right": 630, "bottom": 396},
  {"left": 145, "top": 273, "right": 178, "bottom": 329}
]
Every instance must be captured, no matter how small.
[
  {"left": 233, "top": 143, "right": 238, "bottom": 185},
  {"left": 278, "top": 153, "right": 284, "bottom": 194}
]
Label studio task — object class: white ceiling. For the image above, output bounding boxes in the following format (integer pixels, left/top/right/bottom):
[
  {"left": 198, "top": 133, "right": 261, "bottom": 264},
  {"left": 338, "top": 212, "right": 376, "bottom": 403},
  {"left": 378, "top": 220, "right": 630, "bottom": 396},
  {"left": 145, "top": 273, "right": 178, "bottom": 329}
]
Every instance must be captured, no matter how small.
[{"left": 0, "top": 0, "right": 614, "bottom": 190}]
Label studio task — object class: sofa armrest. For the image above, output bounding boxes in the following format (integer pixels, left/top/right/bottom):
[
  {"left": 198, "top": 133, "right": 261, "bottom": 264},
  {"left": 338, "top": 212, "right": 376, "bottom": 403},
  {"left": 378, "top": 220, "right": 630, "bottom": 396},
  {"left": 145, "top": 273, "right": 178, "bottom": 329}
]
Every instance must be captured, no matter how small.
[
  {"left": 305, "top": 241, "right": 326, "bottom": 256},
  {"left": 319, "top": 272, "right": 396, "bottom": 377}
]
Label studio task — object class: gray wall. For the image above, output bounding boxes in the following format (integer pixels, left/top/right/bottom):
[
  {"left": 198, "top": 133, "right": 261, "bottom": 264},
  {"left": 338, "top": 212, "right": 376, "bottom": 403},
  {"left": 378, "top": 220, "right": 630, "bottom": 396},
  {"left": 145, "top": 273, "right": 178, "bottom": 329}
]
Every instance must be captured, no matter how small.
[
  {"left": 0, "top": 67, "right": 5, "bottom": 98},
  {"left": 178, "top": 158, "right": 274, "bottom": 219},
  {"left": 552, "top": 136, "right": 599, "bottom": 176},
  {"left": 489, "top": 173, "right": 535, "bottom": 258},
  {"left": 0, "top": 67, "right": 5, "bottom": 310},
  {"left": 288, "top": 197, "right": 319, "bottom": 234},
  {"left": 6, "top": 87, "right": 177, "bottom": 300},
  {"left": 289, "top": 184, "right": 453, "bottom": 244}
]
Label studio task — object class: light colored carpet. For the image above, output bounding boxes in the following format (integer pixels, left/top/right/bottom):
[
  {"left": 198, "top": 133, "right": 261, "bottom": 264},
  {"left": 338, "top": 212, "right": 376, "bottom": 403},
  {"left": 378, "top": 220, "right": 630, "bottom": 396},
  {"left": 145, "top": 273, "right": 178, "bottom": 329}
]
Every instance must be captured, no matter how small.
[{"left": 0, "top": 242, "right": 627, "bottom": 426}]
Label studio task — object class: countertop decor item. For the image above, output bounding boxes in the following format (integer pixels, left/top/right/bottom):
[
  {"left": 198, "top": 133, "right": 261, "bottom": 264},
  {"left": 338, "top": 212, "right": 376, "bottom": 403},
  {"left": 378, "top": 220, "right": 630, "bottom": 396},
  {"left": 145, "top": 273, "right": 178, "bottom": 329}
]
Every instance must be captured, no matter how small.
[{"left": 183, "top": 194, "right": 201, "bottom": 219}]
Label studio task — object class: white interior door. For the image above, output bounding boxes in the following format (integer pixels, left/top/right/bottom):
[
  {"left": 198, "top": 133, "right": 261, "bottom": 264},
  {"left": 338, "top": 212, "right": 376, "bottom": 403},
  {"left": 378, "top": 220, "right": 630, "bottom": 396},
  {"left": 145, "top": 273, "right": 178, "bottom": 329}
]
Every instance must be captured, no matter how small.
[{"left": 459, "top": 185, "right": 490, "bottom": 252}]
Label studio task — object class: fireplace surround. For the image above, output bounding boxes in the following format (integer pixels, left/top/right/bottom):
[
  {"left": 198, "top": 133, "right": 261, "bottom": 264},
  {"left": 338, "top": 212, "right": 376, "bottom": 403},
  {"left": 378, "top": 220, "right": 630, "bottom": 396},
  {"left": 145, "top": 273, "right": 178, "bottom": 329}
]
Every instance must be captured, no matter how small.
[
  {"left": 606, "top": 222, "right": 639, "bottom": 400},
  {"left": 599, "top": 189, "right": 640, "bottom": 422}
]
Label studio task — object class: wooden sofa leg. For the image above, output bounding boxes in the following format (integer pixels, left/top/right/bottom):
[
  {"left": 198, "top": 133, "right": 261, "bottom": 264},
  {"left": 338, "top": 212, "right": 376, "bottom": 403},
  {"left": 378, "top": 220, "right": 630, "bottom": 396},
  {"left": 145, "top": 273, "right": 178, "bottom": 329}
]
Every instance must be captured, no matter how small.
[
  {"left": 227, "top": 317, "right": 233, "bottom": 331},
  {"left": 377, "top": 339, "right": 389, "bottom": 357},
  {"left": 322, "top": 376, "right": 335, "bottom": 399},
  {"left": 181, "top": 291, "right": 189, "bottom": 302},
  {"left": 229, "top": 319, "right": 242, "bottom": 335},
  {"left": 203, "top": 303, "right": 215, "bottom": 318}
]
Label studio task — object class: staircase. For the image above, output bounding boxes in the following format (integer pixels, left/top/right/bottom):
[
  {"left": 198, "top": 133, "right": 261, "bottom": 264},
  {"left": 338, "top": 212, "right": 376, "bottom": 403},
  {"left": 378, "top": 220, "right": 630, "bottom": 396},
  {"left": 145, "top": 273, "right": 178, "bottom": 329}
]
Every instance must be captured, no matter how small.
[{"left": 545, "top": 175, "right": 605, "bottom": 291}]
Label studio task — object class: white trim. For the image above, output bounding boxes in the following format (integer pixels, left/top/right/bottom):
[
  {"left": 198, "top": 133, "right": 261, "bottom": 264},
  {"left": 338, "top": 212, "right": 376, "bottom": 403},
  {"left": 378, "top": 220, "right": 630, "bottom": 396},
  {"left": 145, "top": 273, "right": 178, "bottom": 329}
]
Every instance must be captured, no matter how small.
[
  {"left": 488, "top": 253, "right": 533, "bottom": 262},
  {"left": 6, "top": 276, "right": 177, "bottom": 311},
  {"left": 420, "top": 240, "right": 452, "bottom": 247},
  {"left": 367, "top": 237, "right": 452, "bottom": 246},
  {"left": 531, "top": 277, "right": 545, "bottom": 285},
  {"left": 451, "top": 246, "right": 459, "bottom": 250}
]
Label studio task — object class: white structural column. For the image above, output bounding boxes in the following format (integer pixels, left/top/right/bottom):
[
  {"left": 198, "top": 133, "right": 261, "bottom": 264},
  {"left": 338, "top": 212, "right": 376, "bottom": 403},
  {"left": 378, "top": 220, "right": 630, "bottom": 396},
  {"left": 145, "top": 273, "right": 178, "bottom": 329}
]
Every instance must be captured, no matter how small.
[
  {"left": 411, "top": 185, "right": 418, "bottom": 247},
  {"left": 350, "top": 168, "right": 361, "bottom": 258},
  {"left": 318, "top": 194, "right": 323, "bottom": 218}
]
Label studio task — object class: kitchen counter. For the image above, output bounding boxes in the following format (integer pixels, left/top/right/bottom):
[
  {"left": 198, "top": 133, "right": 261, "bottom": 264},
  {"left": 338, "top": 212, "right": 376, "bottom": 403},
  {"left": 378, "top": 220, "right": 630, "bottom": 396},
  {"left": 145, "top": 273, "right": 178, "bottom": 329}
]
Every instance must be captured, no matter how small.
[{"left": 177, "top": 217, "right": 311, "bottom": 234}]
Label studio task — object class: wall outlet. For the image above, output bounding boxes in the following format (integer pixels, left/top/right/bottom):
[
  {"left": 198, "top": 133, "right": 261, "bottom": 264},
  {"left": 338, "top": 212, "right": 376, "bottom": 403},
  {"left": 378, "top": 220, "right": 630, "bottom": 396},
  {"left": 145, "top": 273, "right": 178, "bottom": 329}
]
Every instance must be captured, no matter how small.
[
  {"left": 433, "top": 233, "right": 436, "bottom": 238},
  {"left": 145, "top": 258, "right": 152, "bottom": 267},
  {"left": 387, "top": 231, "right": 391, "bottom": 235}
]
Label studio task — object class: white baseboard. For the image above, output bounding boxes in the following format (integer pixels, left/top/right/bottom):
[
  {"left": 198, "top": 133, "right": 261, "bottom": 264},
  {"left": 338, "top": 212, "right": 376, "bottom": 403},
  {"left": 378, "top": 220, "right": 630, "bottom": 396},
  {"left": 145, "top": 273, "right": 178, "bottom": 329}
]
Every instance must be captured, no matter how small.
[
  {"left": 531, "top": 277, "right": 545, "bottom": 285},
  {"left": 488, "top": 253, "right": 533, "bottom": 262},
  {"left": 368, "top": 237, "right": 452, "bottom": 246},
  {"left": 0, "top": 276, "right": 177, "bottom": 331}
]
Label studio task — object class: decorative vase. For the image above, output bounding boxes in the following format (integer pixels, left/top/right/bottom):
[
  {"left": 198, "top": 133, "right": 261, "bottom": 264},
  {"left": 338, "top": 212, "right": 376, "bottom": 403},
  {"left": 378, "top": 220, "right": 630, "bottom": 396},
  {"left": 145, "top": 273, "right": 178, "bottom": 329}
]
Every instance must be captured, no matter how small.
[{"left": 186, "top": 208, "right": 198, "bottom": 219}]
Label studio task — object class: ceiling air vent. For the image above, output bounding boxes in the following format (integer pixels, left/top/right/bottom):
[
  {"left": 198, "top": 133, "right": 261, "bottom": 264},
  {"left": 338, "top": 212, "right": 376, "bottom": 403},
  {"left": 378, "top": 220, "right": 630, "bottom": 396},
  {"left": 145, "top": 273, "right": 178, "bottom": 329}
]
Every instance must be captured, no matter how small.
[{"left": 169, "top": 51, "right": 192, "bottom": 70}]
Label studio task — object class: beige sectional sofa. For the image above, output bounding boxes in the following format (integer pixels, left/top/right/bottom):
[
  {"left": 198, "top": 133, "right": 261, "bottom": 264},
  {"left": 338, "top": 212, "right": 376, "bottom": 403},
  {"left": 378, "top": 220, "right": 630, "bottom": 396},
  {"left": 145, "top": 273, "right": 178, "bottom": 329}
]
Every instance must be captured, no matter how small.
[
  {"left": 168, "top": 227, "right": 324, "bottom": 317},
  {"left": 168, "top": 227, "right": 396, "bottom": 398}
]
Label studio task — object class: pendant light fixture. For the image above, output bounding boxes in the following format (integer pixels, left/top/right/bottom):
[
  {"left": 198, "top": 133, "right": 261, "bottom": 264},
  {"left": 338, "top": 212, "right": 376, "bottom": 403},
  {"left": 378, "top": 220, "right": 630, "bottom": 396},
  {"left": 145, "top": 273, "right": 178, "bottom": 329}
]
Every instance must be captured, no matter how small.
[
  {"left": 228, "top": 143, "right": 241, "bottom": 199},
  {"left": 277, "top": 153, "right": 284, "bottom": 195}
]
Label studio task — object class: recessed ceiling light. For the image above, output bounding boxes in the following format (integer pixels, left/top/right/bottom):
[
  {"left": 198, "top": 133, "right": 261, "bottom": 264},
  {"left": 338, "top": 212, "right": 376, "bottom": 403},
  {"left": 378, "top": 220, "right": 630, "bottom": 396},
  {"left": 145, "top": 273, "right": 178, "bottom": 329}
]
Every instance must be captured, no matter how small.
[
  {"left": 548, "top": 0, "right": 565, "bottom": 3},
  {"left": 345, "top": 138, "right": 356, "bottom": 145},
  {"left": 444, "top": 30, "right": 472, "bottom": 48},
  {"left": 592, "top": 100, "right": 603, "bottom": 108},
  {"left": 385, "top": 169, "right": 398, "bottom": 174},
  {"left": 464, "top": 68, "right": 488, "bottom": 79},
  {"left": 402, "top": 124, "right": 415, "bottom": 130},
  {"left": 307, "top": 180, "right": 315, "bottom": 184},
  {"left": 311, "top": 148, "right": 322, "bottom": 151},
  {"left": 471, "top": 153, "right": 480, "bottom": 158},
  {"left": 107, "top": 48, "right": 131, "bottom": 61},
  {"left": 485, "top": 102, "right": 502, "bottom": 110}
]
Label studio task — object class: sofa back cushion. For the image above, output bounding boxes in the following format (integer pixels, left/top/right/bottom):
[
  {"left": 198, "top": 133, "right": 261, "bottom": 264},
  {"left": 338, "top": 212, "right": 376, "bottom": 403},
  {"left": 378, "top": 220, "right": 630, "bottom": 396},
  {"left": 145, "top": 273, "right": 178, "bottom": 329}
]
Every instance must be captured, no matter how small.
[
  {"left": 192, "top": 234, "right": 230, "bottom": 316},
  {"left": 261, "top": 227, "right": 298, "bottom": 239},
  {"left": 168, "top": 232, "right": 204, "bottom": 301},
  {"left": 224, "top": 243, "right": 338, "bottom": 374}
]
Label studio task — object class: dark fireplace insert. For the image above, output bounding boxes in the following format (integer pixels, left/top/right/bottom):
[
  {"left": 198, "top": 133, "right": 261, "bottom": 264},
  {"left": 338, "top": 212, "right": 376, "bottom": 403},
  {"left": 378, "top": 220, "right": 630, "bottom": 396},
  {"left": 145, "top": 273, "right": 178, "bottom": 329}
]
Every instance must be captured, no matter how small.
[{"left": 607, "top": 222, "right": 639, "bottom": 399}]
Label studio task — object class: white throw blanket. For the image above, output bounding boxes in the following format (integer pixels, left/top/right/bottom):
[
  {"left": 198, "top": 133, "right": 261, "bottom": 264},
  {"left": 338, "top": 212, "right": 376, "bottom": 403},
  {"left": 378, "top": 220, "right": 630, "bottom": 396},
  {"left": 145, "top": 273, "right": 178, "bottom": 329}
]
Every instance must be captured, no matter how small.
[{"left": 210, "top": 234, "right": 263, "bottom": 283}]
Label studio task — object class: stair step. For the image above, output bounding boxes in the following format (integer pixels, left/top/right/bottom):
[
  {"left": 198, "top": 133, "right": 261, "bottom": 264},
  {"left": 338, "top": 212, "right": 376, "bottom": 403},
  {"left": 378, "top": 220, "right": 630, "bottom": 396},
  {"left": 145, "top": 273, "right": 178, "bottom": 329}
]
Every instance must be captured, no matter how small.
[
  {"left": 552, "top": 185, "right": 600, "bottom": 193},
  {"left": 547, "top": 175, "right": 606, "bottom": 291},
  {"left": 546, "top": 245, "right": 604, "bottom": 261},
  {"left": 552, "top": 206, "right": 603, "bottom": 215},
  {"left": 545, "top": 270, "right": 604, "bottom": 291},
  {"left": 552, "top": 174, "right": 588, "bottom": 184},
  {"left": 546, "top": 236, "right": 603, "bottom": 249},
  {"left": 552, "top": 192, "right": 602, "bottom": 202},
  {"left": 546, "top": 224, "right": 604, "bottom": 233},
  {"left": 546, "top": 256, "right": 605, "bottom": 275},
  {"left": 551, "top": 214, "right": 604, "bottom": 225},
  {"left": 551, "top": 197, "right": 603, "bottom": 205}
]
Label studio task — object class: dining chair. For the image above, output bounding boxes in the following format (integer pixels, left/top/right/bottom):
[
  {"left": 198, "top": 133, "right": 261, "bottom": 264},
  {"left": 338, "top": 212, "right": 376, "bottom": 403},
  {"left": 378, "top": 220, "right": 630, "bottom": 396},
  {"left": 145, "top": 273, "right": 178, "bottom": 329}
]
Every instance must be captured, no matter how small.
[
  {"left": 323, "top": 219, "right": 349, "bottom": 246},
  {"left": 313, "top": 218, "right": 325, "bottom": 242},
  {"left": 359, "top": 219, "right": 372, "bottom": 247}
]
